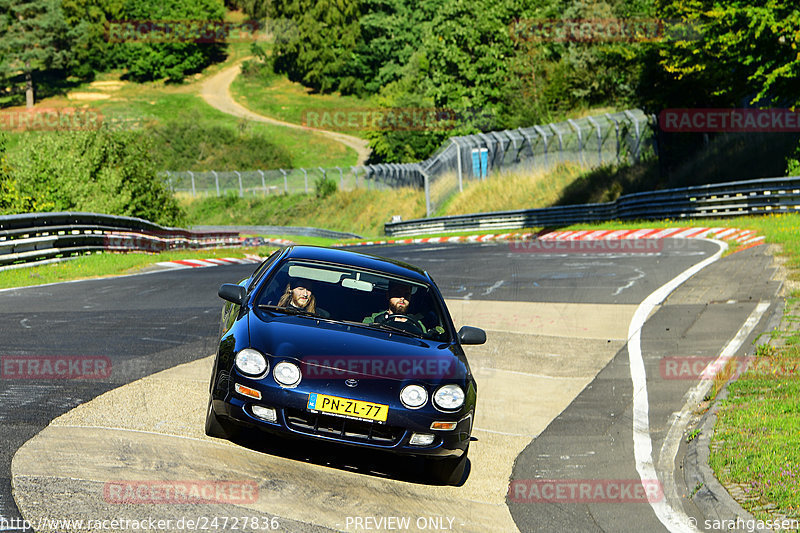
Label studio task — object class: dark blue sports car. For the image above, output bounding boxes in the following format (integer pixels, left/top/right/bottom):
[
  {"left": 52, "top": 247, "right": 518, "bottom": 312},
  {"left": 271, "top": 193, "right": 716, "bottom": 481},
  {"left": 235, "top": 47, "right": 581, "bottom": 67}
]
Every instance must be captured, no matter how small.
[{"left": 205, "top": 245, "right": 486, "bottom": 485}]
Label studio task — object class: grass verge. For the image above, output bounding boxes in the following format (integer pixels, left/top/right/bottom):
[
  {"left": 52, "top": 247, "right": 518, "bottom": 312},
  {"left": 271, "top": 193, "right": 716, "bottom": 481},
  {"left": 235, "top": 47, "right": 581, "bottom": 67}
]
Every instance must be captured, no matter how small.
[
  {"left": 436, "top": 164, "right": 594, "bottom": 216},
  {"left": 0, "top": 247, "right": 276, "bottom": 290},
  {"left": 180, "top": 187, "right": 426, "bottom": 238}
]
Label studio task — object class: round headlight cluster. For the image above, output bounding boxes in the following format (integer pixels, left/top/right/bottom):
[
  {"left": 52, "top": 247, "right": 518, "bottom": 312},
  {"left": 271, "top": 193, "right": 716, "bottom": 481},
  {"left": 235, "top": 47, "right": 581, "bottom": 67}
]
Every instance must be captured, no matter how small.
[
  {"left": 234, "top": 349, "right": 268, "bottom": 376},
  {"left": 274, "top": 361, "right": 302, "bottom": 387},
  {"left": 400, "top": 384, "right": 428, "bottom": 409},
  {"left": 433, "top": 384, "right": 465, "bottom": 410}
]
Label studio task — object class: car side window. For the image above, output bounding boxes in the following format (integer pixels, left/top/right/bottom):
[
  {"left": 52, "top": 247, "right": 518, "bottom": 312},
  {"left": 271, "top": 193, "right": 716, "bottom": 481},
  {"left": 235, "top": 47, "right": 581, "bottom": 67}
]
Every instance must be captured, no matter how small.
[{"left": 247, "top": 250, "right": 282, "bottom": 292}]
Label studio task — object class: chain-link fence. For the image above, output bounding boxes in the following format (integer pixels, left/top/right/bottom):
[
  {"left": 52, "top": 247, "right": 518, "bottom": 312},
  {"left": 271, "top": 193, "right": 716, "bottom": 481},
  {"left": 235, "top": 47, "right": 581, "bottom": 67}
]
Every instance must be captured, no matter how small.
[
  {"left": 419, "top": 109, "right": 654, "bottom": 215},
  {"left": 162, "top": 166, "right": 402, "bottom": 197},
  {"left": 163, "top": 109, "right": 654, "bottom": 216}
]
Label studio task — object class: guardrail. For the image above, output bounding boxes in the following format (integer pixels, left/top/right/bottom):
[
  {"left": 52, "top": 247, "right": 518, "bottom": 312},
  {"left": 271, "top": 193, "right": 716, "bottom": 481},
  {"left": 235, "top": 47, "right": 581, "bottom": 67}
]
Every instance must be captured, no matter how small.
[
  {"left": 0, "top": 212, "right": 240, "bottom": 270},
  {"left": 384, "top": 176, "right": 800, "bottom": 236}
]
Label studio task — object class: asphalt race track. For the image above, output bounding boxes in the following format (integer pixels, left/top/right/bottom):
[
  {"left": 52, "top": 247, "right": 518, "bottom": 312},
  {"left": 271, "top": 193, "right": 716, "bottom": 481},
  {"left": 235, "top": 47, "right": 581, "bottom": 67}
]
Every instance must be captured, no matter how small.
[{"left": 0, "top": 239, "right": 782, "bottom": 532}]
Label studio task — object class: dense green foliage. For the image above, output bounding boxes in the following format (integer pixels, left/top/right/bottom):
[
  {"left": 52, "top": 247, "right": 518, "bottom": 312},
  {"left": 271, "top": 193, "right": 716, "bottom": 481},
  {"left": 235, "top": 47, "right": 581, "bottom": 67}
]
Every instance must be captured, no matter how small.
[
  {"left": 108, "top": 0, "right": 227, "bottom": 82},
  {"left": 650, "top": 0, "right": 800, "bottom": 109},
  {"left": 0, "top": 0, "right": 82, "bottom": 107},
  {"left": 0, "top": 133, "right": 38, "bottom": 212},
  {"left": 261, "top": 0, "right": 657, "bottom": 162},
  {"left": 2, "top": 128, "right": 185, "bottom": 225},
  {"left": 0, "top": 0, "right": 228, "bottom": 103},
  {"left": 251, "top": 0, "right": 800, "bottom": 168}
]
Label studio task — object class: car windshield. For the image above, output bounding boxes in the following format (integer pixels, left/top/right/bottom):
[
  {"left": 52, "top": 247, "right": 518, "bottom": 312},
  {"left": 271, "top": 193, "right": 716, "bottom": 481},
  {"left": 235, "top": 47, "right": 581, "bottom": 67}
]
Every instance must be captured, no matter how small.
[{"left": 255, "top": 260, "right": 451, "bottom": 341}]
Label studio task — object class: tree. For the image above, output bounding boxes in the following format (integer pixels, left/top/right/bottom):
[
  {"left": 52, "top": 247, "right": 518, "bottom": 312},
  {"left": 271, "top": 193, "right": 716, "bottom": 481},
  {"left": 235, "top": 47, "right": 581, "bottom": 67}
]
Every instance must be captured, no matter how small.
[
  {"left": 109, "top": 0, "right": 227, "bottom": 82},
  {"left": 270, "top": 0, "right": 362, "bottom": 93},
  {"left": 651, "top": 0, "right": 800, "bottom": 108},
  {"left": 61, "top": 0, "right": 123, "bottom": 79},
  {"left": 0, "top": 0, "right": 77, "bottom": 108}
]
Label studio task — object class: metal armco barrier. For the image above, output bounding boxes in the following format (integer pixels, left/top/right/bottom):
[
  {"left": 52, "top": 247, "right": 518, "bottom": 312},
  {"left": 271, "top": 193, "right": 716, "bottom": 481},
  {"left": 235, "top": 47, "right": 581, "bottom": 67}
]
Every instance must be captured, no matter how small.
[
  {"left": 0, "top": 212, "right": 240, "bottom": 269},
  {"left": 385, "top": 176, "right": 800, "bottom": 236}
]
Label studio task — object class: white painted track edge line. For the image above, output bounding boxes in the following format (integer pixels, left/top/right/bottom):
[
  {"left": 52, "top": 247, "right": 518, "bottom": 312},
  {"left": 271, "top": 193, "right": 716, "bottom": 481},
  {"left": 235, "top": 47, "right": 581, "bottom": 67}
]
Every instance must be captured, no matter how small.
[
  {"left": 657, "top": 301, "right": 771, "bottom": 532},
  {"left": 628, "top": 237, "right": 728, "bottom": 533}
]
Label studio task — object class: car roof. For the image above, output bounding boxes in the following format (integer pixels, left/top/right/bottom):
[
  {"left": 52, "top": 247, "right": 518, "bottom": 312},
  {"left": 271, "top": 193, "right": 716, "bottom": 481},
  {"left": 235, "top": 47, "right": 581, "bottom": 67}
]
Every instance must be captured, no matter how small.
[{"left": 280, "top": 245, "right": 431, "bottom": 284}]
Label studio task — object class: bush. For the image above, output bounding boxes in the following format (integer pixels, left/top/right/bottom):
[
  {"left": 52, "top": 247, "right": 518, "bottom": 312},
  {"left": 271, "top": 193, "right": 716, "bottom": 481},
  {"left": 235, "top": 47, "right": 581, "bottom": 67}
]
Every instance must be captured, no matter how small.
[
  {"left": 314, "top": 175, "right": 337, "bottom": 199},
  {"left": 0, "top": 133, "right": 40, "bottom": 214},
  {"left": 240, "top": 42, "right": 278, "bottom": 84},
  {"left": 6, "top": 128, "right": 185, "bottom": 226}
]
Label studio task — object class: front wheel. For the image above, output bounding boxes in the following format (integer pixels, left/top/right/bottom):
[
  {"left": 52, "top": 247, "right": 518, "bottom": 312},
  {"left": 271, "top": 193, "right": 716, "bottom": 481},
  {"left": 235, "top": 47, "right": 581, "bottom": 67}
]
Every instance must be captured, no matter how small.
[
  {"left": 427, "top": 446, "right": 469, "bottom": 485},
  {"left": 204, "top": 397, "right": 238, "bottom": 440}
]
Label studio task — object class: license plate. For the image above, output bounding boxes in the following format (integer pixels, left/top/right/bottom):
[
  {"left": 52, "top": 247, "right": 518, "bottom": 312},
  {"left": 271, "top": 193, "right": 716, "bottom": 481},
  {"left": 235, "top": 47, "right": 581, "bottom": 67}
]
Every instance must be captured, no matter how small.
[{"left": 307, "top": 393, "right": 388, "bottom": 422}]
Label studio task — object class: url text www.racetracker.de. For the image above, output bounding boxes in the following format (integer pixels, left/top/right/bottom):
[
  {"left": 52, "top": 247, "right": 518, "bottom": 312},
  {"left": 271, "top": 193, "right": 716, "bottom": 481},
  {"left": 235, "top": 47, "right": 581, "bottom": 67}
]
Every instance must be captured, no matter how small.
[{"left": 0, "top": 516, "right": 282, "bottom": 531}]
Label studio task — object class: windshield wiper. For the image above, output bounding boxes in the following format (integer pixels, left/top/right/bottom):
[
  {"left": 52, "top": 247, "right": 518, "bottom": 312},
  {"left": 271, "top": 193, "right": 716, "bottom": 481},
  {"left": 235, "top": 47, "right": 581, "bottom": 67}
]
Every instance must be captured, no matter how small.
[{"left": 258, "top": 304, "right": 315, "bottom": 317}]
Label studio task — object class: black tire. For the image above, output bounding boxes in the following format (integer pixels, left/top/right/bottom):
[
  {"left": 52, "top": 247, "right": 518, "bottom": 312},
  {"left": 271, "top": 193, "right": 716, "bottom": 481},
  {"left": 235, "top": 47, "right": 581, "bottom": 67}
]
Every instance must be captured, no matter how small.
[
  {"left": 428, "top": 446, "right": 469, "bottom": 485},
  {"left": 204, "top": 397, "right": 237, "bottom": 439}
]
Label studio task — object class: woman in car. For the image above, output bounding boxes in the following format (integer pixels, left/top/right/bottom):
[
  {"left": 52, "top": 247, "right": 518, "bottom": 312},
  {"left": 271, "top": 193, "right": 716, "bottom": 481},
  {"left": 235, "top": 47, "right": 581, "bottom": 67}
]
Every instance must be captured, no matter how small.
[{"left": 278, "top": 277, "right": 329, "bottom": 317}]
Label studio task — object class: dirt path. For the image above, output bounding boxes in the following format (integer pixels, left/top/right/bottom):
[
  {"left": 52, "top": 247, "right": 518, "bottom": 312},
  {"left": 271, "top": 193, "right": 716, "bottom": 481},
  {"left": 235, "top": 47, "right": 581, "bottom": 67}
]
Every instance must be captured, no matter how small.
[{"left": 200, "top": 61, "right": 371, "bottom": 166}]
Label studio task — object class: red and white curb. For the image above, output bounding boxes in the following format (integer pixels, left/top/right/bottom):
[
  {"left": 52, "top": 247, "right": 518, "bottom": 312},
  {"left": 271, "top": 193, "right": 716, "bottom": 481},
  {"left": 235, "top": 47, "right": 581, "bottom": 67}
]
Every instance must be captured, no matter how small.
[
  {"left": 155, "top": 256, "right": 263, "bottom": 270},
  {"left": 335, "top": 227, "right": 765, "bottom": 251}
]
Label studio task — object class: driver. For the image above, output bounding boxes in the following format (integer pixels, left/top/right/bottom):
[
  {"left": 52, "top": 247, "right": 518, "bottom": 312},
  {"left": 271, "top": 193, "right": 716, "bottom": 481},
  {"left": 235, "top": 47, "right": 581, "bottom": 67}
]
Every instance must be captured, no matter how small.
[{"left": 362, "top": 281, "right": 428, "bottom": 333}]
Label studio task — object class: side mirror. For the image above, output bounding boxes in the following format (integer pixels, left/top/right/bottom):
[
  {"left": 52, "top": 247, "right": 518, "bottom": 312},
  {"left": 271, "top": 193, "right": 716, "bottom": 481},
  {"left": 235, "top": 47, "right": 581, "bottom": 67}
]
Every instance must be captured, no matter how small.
[
  {"left": 218, "top": 284, "right": 246, "bottom": 306},
  {"left": 458, "top": 326, "right": 486, "bottom": 345}
]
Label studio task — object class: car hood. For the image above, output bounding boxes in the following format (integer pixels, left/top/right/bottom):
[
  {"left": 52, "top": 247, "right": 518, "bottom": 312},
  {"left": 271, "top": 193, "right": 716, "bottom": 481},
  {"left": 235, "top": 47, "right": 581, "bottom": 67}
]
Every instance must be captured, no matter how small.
[{"left": 248, "top": 311, "right": 470, "bottom": 383}]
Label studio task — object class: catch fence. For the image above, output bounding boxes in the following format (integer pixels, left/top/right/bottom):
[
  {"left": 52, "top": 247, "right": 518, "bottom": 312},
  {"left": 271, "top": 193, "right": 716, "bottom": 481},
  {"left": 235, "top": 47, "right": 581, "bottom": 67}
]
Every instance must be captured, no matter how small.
[{"left": 163, "top": 109, "right": 654, "bottom": 216}]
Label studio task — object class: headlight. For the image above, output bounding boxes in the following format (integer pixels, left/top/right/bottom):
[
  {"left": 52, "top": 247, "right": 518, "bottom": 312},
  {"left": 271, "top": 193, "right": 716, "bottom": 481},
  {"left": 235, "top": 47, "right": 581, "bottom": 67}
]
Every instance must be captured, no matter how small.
[
  {"left": 273, "top": 361, "right": 301, "bottom": 387},
  {"left": 400, "top": 384, "right": 428, "bottom": 409},
  {"left": 234, "top": 349, "right": 268, "bottom": 376},
  {"left": 433, "top": 384, "right": 465, "bottom": 410}
]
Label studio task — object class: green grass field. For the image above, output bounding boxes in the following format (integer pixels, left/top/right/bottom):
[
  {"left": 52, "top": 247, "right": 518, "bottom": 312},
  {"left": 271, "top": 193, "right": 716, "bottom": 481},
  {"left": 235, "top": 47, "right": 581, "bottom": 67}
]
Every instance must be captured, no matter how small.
[
  {"left": 3, "top": 42, "right": 358, "bottom": 170},
  {"left": 230, "top": 73, "right": 373, "bottom": 140}
]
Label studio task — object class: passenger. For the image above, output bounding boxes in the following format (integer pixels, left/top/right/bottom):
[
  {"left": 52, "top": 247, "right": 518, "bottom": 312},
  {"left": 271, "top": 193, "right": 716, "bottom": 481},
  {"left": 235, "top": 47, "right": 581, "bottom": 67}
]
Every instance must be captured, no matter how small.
[{"left": 278, "top": 277, "right": 329, "bottom": 317}]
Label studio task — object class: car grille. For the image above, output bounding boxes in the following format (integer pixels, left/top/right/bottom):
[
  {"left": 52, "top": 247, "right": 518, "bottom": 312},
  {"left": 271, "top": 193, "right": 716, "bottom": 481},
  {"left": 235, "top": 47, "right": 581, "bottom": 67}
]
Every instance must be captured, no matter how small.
[{"left": 284, "top": 408, "right": 404, "bottom": 445}]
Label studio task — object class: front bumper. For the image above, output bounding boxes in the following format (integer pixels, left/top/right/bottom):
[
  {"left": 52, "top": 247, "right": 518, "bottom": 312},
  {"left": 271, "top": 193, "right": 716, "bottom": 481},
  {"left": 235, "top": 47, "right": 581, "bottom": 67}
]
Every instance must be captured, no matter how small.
[{"left": 212, "top": 390, "right": 472, "bottom": 459}]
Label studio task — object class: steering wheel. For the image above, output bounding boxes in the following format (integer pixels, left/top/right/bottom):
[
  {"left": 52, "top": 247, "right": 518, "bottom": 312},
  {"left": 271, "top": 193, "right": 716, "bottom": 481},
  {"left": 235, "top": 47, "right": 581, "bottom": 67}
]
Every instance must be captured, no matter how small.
[{"left": 379, "top": 313, "right": 425, "bottom": 334}]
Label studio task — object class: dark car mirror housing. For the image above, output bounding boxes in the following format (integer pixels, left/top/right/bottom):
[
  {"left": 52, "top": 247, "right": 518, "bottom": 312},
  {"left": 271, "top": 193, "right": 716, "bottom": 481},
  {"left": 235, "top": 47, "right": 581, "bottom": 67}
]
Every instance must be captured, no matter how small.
[
  {"left": 458, "top": 326, "right": 486, "bottom": 345},
  {"left": 218, "top": 284, "right": 247, "bottom": 306}
]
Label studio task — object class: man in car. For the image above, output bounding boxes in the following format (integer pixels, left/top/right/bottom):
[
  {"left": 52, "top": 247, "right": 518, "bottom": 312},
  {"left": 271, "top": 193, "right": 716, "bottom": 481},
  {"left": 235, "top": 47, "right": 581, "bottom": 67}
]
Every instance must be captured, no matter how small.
[{"left": 363, "top": 282, "right": 431, "bottom": 334}]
